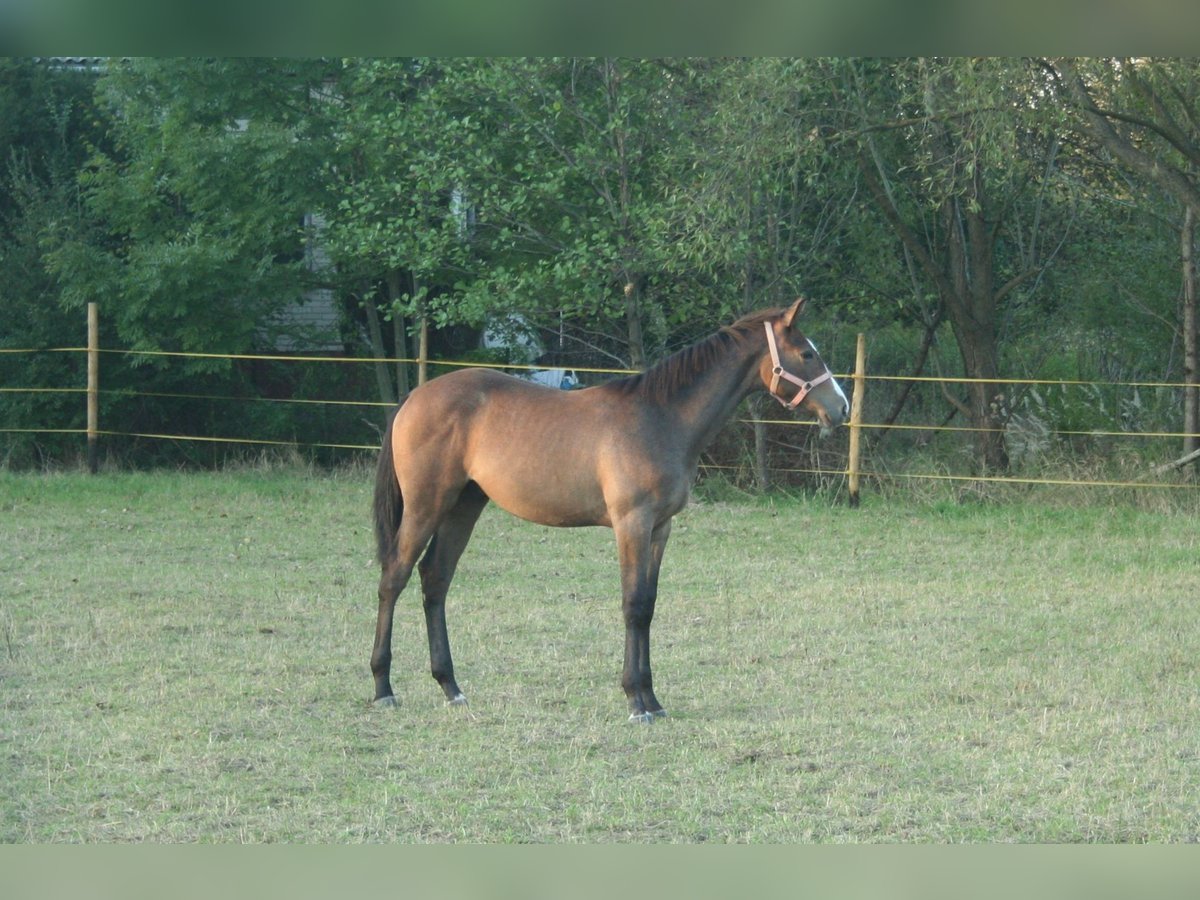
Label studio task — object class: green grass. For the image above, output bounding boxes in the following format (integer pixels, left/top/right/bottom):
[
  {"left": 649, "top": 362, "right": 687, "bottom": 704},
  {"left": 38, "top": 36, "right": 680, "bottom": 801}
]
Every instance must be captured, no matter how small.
[{"left": 2, "top": 469, "right": 1199, "bottom": 842}]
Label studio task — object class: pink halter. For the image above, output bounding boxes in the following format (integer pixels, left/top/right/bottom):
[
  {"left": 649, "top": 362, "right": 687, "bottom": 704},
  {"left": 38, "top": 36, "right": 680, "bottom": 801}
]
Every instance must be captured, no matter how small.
[{"left": 764, "top": 321, "right": 833, "bottom": 410}]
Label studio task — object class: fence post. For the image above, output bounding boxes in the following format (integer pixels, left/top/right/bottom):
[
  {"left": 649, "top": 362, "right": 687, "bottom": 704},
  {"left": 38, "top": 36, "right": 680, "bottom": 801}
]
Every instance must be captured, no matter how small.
[
  {"left": 847, "top": 332, "right": 866, "bottom": 507},
  {"left": 87, "top": 302, "right": 99, "bottom": 474}
]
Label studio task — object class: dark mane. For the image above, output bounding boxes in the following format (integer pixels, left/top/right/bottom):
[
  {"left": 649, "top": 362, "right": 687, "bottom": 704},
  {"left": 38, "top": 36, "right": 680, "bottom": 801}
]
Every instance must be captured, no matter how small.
[{"left": 601, "top": 307, "right": 783, "bottom": 405}]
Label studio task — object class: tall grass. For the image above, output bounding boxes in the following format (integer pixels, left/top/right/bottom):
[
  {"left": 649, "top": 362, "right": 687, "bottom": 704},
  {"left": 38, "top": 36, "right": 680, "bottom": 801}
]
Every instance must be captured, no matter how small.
[{"left": 2, "top": 469, "right": 1199, "bottom": 842}]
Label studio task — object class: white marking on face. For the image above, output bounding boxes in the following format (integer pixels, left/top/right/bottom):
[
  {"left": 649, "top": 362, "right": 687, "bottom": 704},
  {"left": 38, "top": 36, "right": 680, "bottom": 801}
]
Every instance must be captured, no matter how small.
[
  {"left": 807, "top": 338, "right": 849, "bottom": 408},
  {"left": 830, "top": 372, "right": 849, "bottom": 408}
]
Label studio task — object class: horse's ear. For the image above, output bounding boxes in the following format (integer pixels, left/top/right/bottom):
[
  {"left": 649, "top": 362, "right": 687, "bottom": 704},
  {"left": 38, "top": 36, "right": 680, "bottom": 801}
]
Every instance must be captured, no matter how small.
[{"left": 782, "top": 297, "right": 806, "bottom": 330}]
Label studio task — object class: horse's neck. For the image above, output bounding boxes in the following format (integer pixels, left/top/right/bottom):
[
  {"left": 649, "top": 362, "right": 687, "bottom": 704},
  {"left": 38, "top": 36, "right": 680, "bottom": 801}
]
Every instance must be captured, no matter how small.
[{"left": 672, "top": 339, "right": 762, "bottom": 458}]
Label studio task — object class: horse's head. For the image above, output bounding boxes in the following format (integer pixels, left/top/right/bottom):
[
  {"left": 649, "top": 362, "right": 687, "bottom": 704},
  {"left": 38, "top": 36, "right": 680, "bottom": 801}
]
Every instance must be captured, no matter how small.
[{"left": 760, "top": 298, "right": 849, "bottom": 436}]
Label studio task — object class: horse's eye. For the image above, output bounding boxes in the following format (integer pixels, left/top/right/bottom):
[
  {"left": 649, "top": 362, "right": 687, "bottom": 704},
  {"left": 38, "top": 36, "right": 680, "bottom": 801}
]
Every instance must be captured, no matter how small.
[{"left": 801, "top": 351, "right": 814, "bottom": 361}]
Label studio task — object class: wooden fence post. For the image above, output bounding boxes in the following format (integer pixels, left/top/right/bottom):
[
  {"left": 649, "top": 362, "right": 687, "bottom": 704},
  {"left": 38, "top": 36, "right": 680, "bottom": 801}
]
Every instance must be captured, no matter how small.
[
  {"left": 87, "top": 302, "right": 99, "bottom": 474},
  {"left": 847, "top": 332, "right": 866, "bottom": 507}
]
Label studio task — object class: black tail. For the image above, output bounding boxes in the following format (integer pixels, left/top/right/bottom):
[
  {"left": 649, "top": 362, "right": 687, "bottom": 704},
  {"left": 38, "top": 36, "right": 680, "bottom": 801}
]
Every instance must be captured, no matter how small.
[{"left": 373, "top": 407, "right": 403, "bottom": 566}]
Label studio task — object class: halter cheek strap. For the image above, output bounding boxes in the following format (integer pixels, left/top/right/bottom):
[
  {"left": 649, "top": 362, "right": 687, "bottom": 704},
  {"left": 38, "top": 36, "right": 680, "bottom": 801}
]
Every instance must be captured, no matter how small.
[{"left": 764, "top": 321, "right": 833, "bottom": 411}]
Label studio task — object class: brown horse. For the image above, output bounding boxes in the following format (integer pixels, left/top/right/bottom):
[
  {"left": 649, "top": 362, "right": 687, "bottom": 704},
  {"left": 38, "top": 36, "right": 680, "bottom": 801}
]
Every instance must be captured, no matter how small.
[{"left": 371, "top": 298, "right": 849, "bottom": 721}]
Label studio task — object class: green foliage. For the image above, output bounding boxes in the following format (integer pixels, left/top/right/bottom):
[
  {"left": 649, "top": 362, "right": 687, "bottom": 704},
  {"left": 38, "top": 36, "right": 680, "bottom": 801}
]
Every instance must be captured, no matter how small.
[
  {"left": 0, "top": 59, "right": 362, "bottom": 468},
  {"left": 0, "top": 59, "right": 112, "bottom": 464},
  {"left": 663, "top": 59, "right": 843, "bottom": 313},
  {"left": 413, "top": 58, "right": 727, "bottom": 365},
  {"left": 321, "top": 59, "right": 481, "bottom": 320},
  {"left": 47, "top": 59, "right": 338, "bottom": 365},
  {"left": 2, "top": 57, "right": 1197, "bottom": 474}
]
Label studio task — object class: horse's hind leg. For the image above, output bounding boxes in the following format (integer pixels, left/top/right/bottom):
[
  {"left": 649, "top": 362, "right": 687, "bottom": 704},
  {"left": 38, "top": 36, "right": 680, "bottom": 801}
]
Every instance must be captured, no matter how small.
[
  {"left": 419, "top": 483, "right": 489, "bottom": 706},
  {"left": 371, "top": 553, "right": 416, "bottom": 706},
  {"left": 371, "top": 493, "right": 455, "bottom": 707}
]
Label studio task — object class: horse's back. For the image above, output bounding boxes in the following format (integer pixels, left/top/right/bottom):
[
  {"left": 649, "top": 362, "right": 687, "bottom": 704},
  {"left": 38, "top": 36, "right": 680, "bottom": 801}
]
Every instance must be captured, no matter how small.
[{"left": 395, "top": 367, "right": 582, "bottom": 431}]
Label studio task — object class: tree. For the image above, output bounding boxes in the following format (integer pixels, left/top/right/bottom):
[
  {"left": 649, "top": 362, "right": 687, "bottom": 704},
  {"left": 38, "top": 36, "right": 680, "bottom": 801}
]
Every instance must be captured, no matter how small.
[
  {"left": 0, "top": 58, "right": 110, "bottom": 464},
  {"left": 320, "top": 58, "right": 489, "bottom": 405},
  {"left": 47, "top": 58, "right": 339, "bottom": 369},
  {"left": 1046, "top": 57, "right": 1200, "bottom": 461},
  {"left": 319, "top": 58, "right": 702, "bottom": 403},
  {"left": 27, "top": 58, "right": 370, "bottom": 465},
  {"left": 460, "top": 58, "right": 704, "bottom": 370},
  {"left": 824, "top": 58, "right": 1074, "bottom": 472},
  {"left": 664, "top": 58, "right": 860, "bottom": 487}
]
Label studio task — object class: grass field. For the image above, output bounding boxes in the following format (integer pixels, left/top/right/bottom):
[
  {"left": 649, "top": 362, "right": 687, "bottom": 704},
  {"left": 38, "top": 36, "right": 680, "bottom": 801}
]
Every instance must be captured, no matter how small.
[{"left": 2, "top": 467, "right": 1200, "bottom": 842}]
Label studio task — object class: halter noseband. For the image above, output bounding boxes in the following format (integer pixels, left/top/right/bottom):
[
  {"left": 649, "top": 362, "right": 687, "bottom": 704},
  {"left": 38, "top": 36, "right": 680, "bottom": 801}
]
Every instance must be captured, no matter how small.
[{"left": 763, "top": 321, "right": 833, "bottom": 411}]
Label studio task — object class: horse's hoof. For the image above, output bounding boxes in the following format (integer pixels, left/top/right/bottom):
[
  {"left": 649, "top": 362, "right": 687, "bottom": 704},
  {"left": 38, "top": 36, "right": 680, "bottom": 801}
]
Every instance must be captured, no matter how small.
[
  {"left": 447, "top": 693, "right": 468, "bottom": 707},
  {"left": 373, "top": 695, "right": 398, "bottom": 709},
  {"left": 628, "top": 711, "right": 656, "bottom": 724}
]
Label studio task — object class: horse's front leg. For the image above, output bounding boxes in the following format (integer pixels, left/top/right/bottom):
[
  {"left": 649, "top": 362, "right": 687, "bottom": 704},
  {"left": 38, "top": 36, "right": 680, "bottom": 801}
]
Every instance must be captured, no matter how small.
[{"left": 616, "top": 518, "right": 672, "bottom": 723}]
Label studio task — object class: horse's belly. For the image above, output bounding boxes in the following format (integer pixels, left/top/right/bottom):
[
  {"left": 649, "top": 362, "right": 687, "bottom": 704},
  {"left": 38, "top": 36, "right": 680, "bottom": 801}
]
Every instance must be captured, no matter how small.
[{"left": 480, "top": 474, "right": 609, "bottom": 528}]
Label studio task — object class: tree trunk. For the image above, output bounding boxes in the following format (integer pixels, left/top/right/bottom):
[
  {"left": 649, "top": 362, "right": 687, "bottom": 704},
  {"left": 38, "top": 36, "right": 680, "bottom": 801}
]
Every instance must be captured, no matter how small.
[
  {"left": 748, "top": 394, "right": 772, "bottom": 492},
  {"left": 948, "top": 313, "right": 1010, "bottom": 473},
  {"left": 857, "top": 139, "right": 1012, "bottom": 473},
  {"left": 363, "top": 283, "right": 396, "bottom": 411},
  {"left": 417, "top": 313, "right": 429, "bottom": 386},
  {"left": 945, "top": 198, "right": 1010, "bottom": 473},
  {"left": 385, "top": 268, "right": 410, "bottom": 399},
  {"left": 392, "top": 313, "right": 410, "bottom": 399},
  {"left": 623, "top": 278, "right": 647, "bottom": 370},
  {"left": 1183, "top": 206, "right": 1198, "bottom": 460},
  {"left": 407, "top": 271, "right": 429, "bottom": 388}
]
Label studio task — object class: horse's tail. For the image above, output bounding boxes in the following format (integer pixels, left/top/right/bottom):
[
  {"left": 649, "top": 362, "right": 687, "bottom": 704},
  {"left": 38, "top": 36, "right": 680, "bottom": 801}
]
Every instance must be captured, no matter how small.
[{"left": 373, "top": 406, "right": 403, "bottom": 566}]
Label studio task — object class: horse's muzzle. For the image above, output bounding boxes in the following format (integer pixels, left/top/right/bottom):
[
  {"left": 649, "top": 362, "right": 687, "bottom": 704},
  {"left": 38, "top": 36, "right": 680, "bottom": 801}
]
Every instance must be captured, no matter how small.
[{"left": 813, "top": 386, "right": 850, "bottom": 437}]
